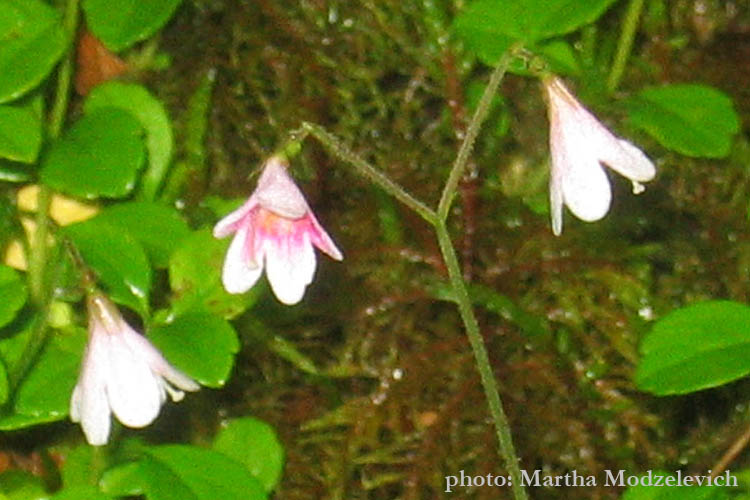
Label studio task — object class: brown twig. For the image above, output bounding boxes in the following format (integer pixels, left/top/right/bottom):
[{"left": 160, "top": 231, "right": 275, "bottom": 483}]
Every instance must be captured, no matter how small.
[{"left": 710, "top": 422, "right": 750, "bottom": 479}]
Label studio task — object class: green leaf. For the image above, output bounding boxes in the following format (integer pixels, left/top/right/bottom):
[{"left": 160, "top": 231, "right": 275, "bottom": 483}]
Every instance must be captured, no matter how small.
[
  {"left": 104, "top": 445, "right": 266, "bottom": 500},
  {"left": 94, "top": 202, "right": 190, "bottom": 268},
  {"left": 83, "top": 0, "right": 183, "bottom": 52},
  {"left": 625, "top": 84, "right": 739, "bottom": 158},
  {"left": 50, "top": 485, "right": 114, "bottom": 500},
  {"left": 635, "top": 301, "right": 750, "bottom": 395},
  {"left": 85, "top": 82, "right": 174, "bottom": 200},
  {"left": 149, "top": 312, "right": 239, "bottom": 388},
  {"left": 0, "top": 265, "right": 27, "bottom": 328},
  {"left": 0, "top": 470, "right": 48, "bottom": 500},
  {"left": 454, "top": 0, "right": 617, "bottom": 65},
  {"left": 65, "top": 219, "right": 152, "bottom": 316},
  {"left": 0, "top": 98, "right": 42, "bottom": 163},
  {"left": 213, "top": 418, "right": 284, "bottom": 492},
  {"left": 169, "top": 230, "right": 260, "bottom": 319},
  {"left": 0, "top": 0, "right": 67, "bottom": 103},
  {"left": 61, "top": 445, "right": 97, "bottom": 488},
  {"left": 100, "top": 461, "right": 146, "bottom": 497},
  {"left": 0, "top": 328, "right": 85, "bottom": 429},
  {"left": 41, "top": 108, "right": 146, "bottom": 199}
]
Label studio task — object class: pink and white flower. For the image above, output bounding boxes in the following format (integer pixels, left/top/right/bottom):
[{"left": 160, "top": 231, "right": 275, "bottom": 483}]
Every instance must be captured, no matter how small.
[
  {"left": 70, "top": 294, "right": 199, "bottom": 446},
  {"left": 544, "top": 77, "right": 656, "bottom": 235},
  {"left": 213, "top": 156, "right": 343, "bottom": 305}
]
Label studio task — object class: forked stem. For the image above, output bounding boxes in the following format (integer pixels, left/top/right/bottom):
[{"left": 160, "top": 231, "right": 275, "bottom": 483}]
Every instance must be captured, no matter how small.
[{"left": 299, "top": 49, "right": 527, "bottom": 499}]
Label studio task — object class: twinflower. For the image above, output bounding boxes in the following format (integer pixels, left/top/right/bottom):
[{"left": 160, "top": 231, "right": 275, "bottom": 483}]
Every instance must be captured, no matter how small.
[
  {"left": 70, "top": 294, "right": 199, "bottom": 446},
  {"left": 213, "top": 156, "right": 343, "bottom": 305},
  {"left": 544, "top": 77, "right": 656, "bottom": 235}
]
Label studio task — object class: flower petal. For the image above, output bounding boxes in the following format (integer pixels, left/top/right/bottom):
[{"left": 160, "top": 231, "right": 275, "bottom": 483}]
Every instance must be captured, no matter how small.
[
  {"left": 222, "top": 226, "right": 264, "bottom": 294},
  {"left": 265, "top": 232, "right": 316, "bottom": 305},
  {"left": 308, "top": 213, "right": 343, "bottom": 261},
  {"left": 71, "top": 333, "right": 112, "bottom": 445},
  {"left": 600, "top": 138, "right": 657, "bottom": 183},
  {"left": 549, "top": 164, "right": 565, "bottom": 236},
  {"left": 255, "top": 157, "right": 309, "bottom": 219},
  {"left": 105, "top": 333, "right": 164, "bottom": 428},
  {"left": 213, "top": 198, "right": 257, "bottom": 238},
  {"left": 120, "top": 327, "right": 200, "bottom": 395},
  {"left": 562, "top": 156, "right": 611, "bottom": 222}
]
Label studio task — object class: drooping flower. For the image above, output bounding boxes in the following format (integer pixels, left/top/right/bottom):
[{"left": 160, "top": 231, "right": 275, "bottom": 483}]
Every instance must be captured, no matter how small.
[
  {"left": 213, "top": 156, "right": 343, "bottom": 305},
  {"left": 544, "top": 76, "right": 656, "bottom": 235},
  {"left": 70, "top": 294, "right": 199, "bottom": 446}
]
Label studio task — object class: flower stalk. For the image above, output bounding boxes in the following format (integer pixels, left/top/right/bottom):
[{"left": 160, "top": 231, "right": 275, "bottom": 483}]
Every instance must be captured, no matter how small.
[{"left": 297, "top": 49, "right": 528, "bottom": 500}]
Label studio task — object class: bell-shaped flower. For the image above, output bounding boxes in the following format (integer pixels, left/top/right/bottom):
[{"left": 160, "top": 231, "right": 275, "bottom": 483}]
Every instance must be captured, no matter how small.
[
  {"left": 70, "top": 294, "right": 199, "bottom": 446},
  {"left": 213, "top": 156, "right": 343, "bottom": 305},
  {"left": 544, "top": 77, "right": 656, "bottom": 235}
]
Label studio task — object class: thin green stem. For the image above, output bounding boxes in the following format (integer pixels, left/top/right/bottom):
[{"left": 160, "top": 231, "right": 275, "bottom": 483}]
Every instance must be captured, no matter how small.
[
  {"left": 437, "top": 45, "right": 517, "bottom": 222},
  {"left": 301, "top": 122, "right": 437, "bottom": 225},
  {"left": 435, "top": 222, "right": 527, "bottom": 500},
  {"left": 607, "top": 0, "right": 645, "bottom": 93},
  {"left": 15, "top": 0, "right": 79, "bottom": 386}
]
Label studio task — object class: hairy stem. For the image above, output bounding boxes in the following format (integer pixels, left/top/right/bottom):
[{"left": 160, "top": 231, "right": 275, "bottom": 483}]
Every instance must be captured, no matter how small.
[
  {"left": 437, "top": 45, "right": 517, "bottom": 222},
  {"left": 607, "top": 0, "right": 645, "bottom": 93},
  {"left": 435, "top": 222, "right": 527, "bottom": 500},
  {"left": 301, "top": 122, "right": 437, "bottom": 225}
]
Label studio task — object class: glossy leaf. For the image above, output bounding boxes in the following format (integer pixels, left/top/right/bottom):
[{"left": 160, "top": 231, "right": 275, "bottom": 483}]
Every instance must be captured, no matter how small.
[
  {"left": 635, "top": 301, "right": 750, "bottom": 395},
  {"left": 625, "top": 84, "right": 739, "bottom": 158},
  {"left": 149, "top": 312, "right": 239, "bottom": 388},
  {"left": 94, "top": 202, "right": 190, "bottom": 268},
  {"left": 213, "top": 418, "right": 284, "bottom": 492},
  {"left": 85, "top": 82, "right": 174, "bottom": 200},
  {"left": 0, "top": 328, "right": 85, "bottom": 429},
  {"left": 169, "top": 230, "right": 260, "bottom": 319},
  {"left": 0, "top": 265, "right": 27, "bottom": 328},
  {"left": 454, "top": 0, "right": 617, "bottom": 65},
  {"left": 65, "top": 219, "right": 152, "bottom": 315},
  {"left": 83, "top": 0, "right": 183, "bottom": 52},
  {"left": 0, "top": 0, "right": 67, "bottom": 103},
  {"left": 0, "top": 98, "right": 42, "bottom": 163},
  {"left": 102, "top": 445, "right": 266, "bottom": 500},
  {"left": 41, "top": 108, "right": 145, "bottom": 199}
]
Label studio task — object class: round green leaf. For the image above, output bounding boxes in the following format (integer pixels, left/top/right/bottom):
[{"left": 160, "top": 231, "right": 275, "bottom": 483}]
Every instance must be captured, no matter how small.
[
  {"left": 0, "top": 265, "right": 27, "bottom": 328},
  {"left": 0, "top": 0, "right": 67, "bottom": 103},
  {"left": 10, "top": 328, "right": 85, "bottom": 423},
  {"left": 0, "top": 99, "right": 42, "bottom": 163},
  {"left": 85, "top": 82, "right": 174, "bottom": 200},
  {"left": 65, "top": 219, "right": 152, "bottom": 316},
  {"left": 454, "top": 0, "right": 617, "bottom": 65},
  {"left": 83, "top": 0, "right": 183, "bottom": 52},
  {"left": 95, "top": 202, "right": 190, "bottom": 268},
  {"left": 213, "top": 418, "right": 284, "bottom": 492},
  {"left": 635, "top": 301, "right": 750, "bottom": 395},
  {"left": 148, "top": 312, "right": 239, "bottom": 388},
  {"left": 626, "top": 84, "right": 739, "bottom": 158},
  {"left": 169, "top": 230, "right": 260, "bottom": 319},
  {"left": 117, "top": 445, "right": 266, "bottom": 500},
  {"left": 41, "top": 107, "right": 145, "bottom": 199}
]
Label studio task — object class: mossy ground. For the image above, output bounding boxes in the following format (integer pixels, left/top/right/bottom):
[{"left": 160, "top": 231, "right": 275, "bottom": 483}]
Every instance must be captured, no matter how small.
[{"left": 150, "top": 1, "right": 750, "bottom": 498}]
